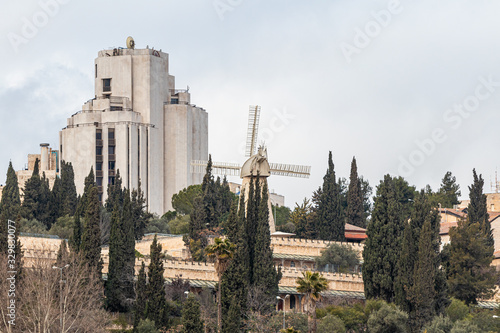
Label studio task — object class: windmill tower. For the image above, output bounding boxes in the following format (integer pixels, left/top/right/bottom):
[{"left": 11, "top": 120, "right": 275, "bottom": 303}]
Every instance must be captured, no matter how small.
[{"left": 191, "top": 105, "right": 311, "bottom": 233}]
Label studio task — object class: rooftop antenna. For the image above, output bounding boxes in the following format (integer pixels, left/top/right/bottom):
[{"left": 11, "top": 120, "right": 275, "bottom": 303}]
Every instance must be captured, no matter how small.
[{"left": 491, "top": 169, "right": 500, "bottom": 193}]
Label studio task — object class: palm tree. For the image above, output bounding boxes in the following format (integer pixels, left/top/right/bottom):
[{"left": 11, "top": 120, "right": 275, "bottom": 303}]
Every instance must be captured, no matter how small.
[
  {"left": 296, "top": 271, "right": 328, "bottom": 333},
  {"left": 205, "top": 237, "right": 236, "bottom": 332}
]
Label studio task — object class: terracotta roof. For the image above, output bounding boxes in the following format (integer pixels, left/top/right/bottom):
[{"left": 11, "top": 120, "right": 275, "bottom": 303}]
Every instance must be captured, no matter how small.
[
  {"left": 438, "top": 208, "right": 467, "bottom": 218},
  {"left": 440, "top": 221, "right": 458, "bottom": 235},
  {"left": 345, "top": 233, "right": 368, "bottom": 240}
]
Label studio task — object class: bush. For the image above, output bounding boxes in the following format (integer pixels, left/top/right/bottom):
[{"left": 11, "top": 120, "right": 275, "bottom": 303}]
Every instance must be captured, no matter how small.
[
  {"left": 317, "top": 314, "right": 346, "bottom": 333},
  {"left": 470, "top": 309, "right": 500, "bottom": 332},
  {"left": 168, "top": 215, "right": 190, "bottom": 234},
  {"left": 315, "top": 243, "right": 360, "bottom": 273},
  {"left": 450, "top": 320, "right": 482, "bottom": 333},
  {"left": 367, "top": 303, "right": 408, "bottom": 333},
  {"left": 137, "top": 318, "right": 158, "bottom": 333},
  {"left": 19, "top": 218, "right": 48, "bottom": 234},
  {"left": 445, "top": 298, "right": 470, "bottom": 323},
  {"left": 421, "top": 315, "right": 453, "bottom": 333},
  {"left": 49, "top": 215, "right": 74, "bottom": 239},
  {"left": 145, "top": 217, "right": 171, "bottom": 234}
]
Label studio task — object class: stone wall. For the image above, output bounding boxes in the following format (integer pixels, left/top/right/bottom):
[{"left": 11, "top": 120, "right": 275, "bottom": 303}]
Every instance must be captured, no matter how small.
[{"left": 271, "top": 237, "right": 364, "bottom": 257}]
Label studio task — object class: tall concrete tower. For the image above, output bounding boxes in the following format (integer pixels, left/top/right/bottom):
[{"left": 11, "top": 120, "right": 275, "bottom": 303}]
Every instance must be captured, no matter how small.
[{"left": 60, "top": 41, "right": 208, "bottom": 215}]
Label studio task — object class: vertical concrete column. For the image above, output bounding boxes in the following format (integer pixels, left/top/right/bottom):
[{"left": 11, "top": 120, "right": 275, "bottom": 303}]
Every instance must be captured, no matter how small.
[{"left": 40, "top": 143, "right": 49, "bottom": 171}]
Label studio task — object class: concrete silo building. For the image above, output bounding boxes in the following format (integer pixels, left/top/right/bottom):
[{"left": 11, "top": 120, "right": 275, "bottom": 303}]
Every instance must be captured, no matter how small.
[{"left": 60, "top": 41, "right": 208, "bottom": 215}]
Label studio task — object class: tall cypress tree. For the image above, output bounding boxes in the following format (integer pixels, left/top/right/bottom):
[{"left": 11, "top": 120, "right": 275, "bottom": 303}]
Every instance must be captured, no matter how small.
[
  {"left": 409, "top": 217, "right": 436, "bottom": 332},
  {"left": 21, "top": 158, "right": 42, "bottom": 222},
  {"left": 346, "top": 157, "right": 365, "bottom": 228},
  {"left": 363, "top": 175, "right": 406, "bottom": 302},
  {"left": 437, "top": 171, "right": 461, "bottom": 208},
  {"left": 252, "top": 181, "right": 280, "bottom": 306},
  {"left": 317, "top": 151, "right": 344, "bottom": 241},
  {"left": 147, "top": 235, "right": 169, "bottom": 329},
  {"left": 106, "top": 190, "right": 136, "bottom": 312},
  {"left": 0, "top": 162, "right": 21, "bottom": 255},
  {"left": 221, "top": 200, "right": 249, "bottom": 332},
  {"left": 131, "top": 181, "right": 150, "bottom": 240},
  {"left": 202, "top": 155, "right": 218, "bottom": 229},
  {"left": 80, "top": 185, "right": 102, "bottom": 273},
  {"left": 105, "top": 170, "right": 124, "bottom": 212},
  {"left": 60, "top": 161, "right": 77, "bottom": 216},
  {"left": 133, "top": 261, "right": 148, "bottom": 331},
  {"left": 447, "top": 169, "right": 496, "bottom": 305},
  {"left": 71, "top": 169, "right": 95, "bottom": 252},
  {"left": 181, "top": 293, "right": 204, "bottom": 333}
]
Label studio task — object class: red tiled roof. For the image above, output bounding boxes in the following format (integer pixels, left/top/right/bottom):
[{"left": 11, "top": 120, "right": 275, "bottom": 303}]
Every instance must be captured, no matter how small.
[
  {"left": 440, "top": 222, "right": 458, "bottom": 235},
  {"left": 345, "top": 233, "right": 368, "bottom": 240}
]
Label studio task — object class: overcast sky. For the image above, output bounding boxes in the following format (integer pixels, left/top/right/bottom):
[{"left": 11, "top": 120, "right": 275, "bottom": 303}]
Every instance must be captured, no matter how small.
[{"left": 1, "top": 0, "right": 500, "bottom": 209}]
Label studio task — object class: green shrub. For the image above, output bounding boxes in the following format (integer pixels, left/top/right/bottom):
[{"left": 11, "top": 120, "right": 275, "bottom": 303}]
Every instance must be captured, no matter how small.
[
  {"left": 450, "top": 320, "right": 482, "bottom": 333},
  {"left": 137, "top": 318, "right": 158, "bottom": 333},
  {"left": 445, "top": 298, "right": 470, "bottom": 323},
  {"left": 317, "top": 314, "right": 346, "bottom": 333},
  {"left": 367, "top": 303, "right": 408, "bottom": 333},
  {"left": 421, "top": 315, "right": 453, "bottom": 333}
]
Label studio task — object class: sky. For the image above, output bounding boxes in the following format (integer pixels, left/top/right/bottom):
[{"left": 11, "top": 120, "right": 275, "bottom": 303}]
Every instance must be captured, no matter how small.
[{"left": 1, "top": 0, "right": 500, "bottom": 209}]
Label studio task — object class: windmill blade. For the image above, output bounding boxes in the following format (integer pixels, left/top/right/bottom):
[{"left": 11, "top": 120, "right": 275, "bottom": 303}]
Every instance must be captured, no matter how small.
[
  {"left": 191, "top": 160, "right": 241, "bottom": 177},
  {"left": 245, "top": 105, "right": 261, "bottom": 157},
  {"left": 270, "top": 163, "right": 311, "bottom": 178}
]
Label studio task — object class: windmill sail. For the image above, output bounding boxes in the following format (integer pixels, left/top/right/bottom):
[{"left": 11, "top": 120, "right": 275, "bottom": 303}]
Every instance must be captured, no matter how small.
[
  {"left": 270, "top": 163, "right": 311, "bottom": 178},
  {"left": 245, "top": 105, "right": 261, "bottom": 157},
  {"left": 190, "top": 160, "right": 241, "bottom": 176}
]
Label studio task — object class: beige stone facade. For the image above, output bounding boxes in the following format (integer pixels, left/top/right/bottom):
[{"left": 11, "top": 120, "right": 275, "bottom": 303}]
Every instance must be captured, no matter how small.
[{"left": 60, "top": 46, "right": 208, "bottom": 214}]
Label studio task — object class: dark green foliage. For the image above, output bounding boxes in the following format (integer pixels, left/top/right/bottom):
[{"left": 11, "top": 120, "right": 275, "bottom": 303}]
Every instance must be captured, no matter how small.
[
  {"left": 172, "top": 184, "right": 202, "bottom": 215},
  {"left": 449, "top": 320, "right": 481, "bottom": 333},
  {"left": 316, "top": 151, "right": 344, "bottom": 241},
  {"left": 131, "top": 182, "right": 151, "bottom": 240},
  {"left": 80, "top": 185, "right": 102, "bottom": 273},
  {"left": 56, "top": 239, "right": 69, "bottom": 267},
  {"left": 189, "top": 195, "right": 206, "bottom": 240},
  {"left": 181, "top": 294, "right": 204, "bottom": 333},
  {"left": 59, "top": 161, "right": 78, "bottom": 216},
  {"left": 437, "top": 172, "right": 461, "bottom": 209},
  {"left": 245, "top": 176, "right": 259, "bottom": 284},
  {"left": 136, "top": 319, "right": 158, "bottom": 333},
  {"left": 315, "top": 243, "right": 360, "bottom": 273},
  {"left": 360, "top": 177, "right": 373, "bottom": 223},
  {"left": 106, "top": 190, "right": 136, "bottom": 312},
  {"left": 317, "top": 315, "right": 346, "bottom": 333},
  {"left": 467, "top": 170, "right": 492, "bottom": 248},
  {"left": 290, "top": 198, "right": 316, "bottom": 239},
  {"left": 0, "top": 162, "right": 21, "bottom": 254},
  {"left": 394, "top": 220, "right": 416, "bottom": 313},
  {"left": 363, "top": 175, "right": 409, "bottom": 303},
  {"left": 252, "top": 181, "right": 280, "bottom": 309},
  {"left": 470, "top": 308, "right": 500, "bottom": 332},
  {"left": 444, "top": 298, "right": 469, "bottom": 323},
  {"left": 222, "top": 297, "right": 241, "bottom": 333},
  {"left": 201, "top": 155, "right": 218, "bottom": 229},
  {"left": 272, "top": 205, "right": 291, "bottom": 227},
  {"left": 408, "top": 218, "right": 437, "bottom": 332},
  {"left": 134, "top": 262, "right": 148, "bottom": 331},
  {"left": 21, "top": 159, "right": 52, "bottom": 228},
  {"left": 367, "top": 303, "right": 408, "bottom": 333},
  {"left": 105, "top": 170, "right": 124, "bottom": 212},
  {"left": 346, "top": 157, "right": 365, "bottom": 228},
  {"left": 447, "top": 170, "right": 496, "bottom": 305},
  {"left": 147, "top": 235, "right": 169, "bottom": 329}
]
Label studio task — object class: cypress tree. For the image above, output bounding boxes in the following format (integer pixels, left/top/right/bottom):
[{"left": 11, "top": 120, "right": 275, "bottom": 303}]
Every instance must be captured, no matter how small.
[
  {"left": 437, "top": 171, "right": 461, "bottom": 208},
  {"left": 346, "top": 157, "right": 365, "bottom": 228},
  {"left": 133, "top": 261, "right": 148, "bottom": 331},
  {"left": 80, "top": 185, "right": 102, "bottom": 273},
  {"left": 252, "top": 181, "right": 280, "bottom": 306},
  {"left": 363, "top": 175, "right": 406, "bottom": 302},
  {"left": 189, "top": 195, "right": 206, "bottom": 240},
  {"left": 60, "top": 161, "right": 77, "bottom": 216},
  {"left": 21, "top": 158, "right": 41, "bottom": 222},
  {"left": 131, "top": 181, "right": 150, "bottom": 240},
  {"left": 106, "top": 190, "right": 136, "bottom": 311},
  {"left": 181, "top": 293, "right": 204, "bottom": 333},
  {"left": 56, "top": 239, "right": 69, "bottom": 266},
  {"left": 447, "top": 169, "right": 496, "bottom": 305},
  {"left": 50, "top": 175, "right": 63, "bottom": 220},
  {"left": 317, "top": 151, "right": 344, "bottom": 241},
  {"left": 202, "top": 155, "right": 217, "bottom": 229},
  {"left": 409, "top": 217, "right": 436, "bottom": 332},
  {"left": 105, "top": 170, "right": 124, "bottom": 212},
  {"left": 0, "top": 162, "right": 21, "bottom": 255},
  {"left": 394, "top": 220, "right": 416, "bottom": 313},
  {"left": 147, "top": 235, "right": 169, "bottom": 329},
  {"left": 245, "top": 176, "right": 259, "bottom": 284}
]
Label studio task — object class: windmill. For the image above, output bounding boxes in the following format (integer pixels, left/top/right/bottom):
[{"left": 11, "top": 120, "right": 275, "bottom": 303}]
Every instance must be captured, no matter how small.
[{"left": 191, "top": 105, "right": 311, "bottom": 232}]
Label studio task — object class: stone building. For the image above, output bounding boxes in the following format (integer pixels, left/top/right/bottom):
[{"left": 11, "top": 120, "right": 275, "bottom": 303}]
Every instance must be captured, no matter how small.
[{"left": 59, "top": 43, "right": 208, "bottom": 215}]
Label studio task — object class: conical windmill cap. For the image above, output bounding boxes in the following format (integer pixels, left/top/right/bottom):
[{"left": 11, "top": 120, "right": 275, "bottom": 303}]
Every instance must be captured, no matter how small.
[{"left": 240, "top": 146, "right": 270, "bottom": 178}]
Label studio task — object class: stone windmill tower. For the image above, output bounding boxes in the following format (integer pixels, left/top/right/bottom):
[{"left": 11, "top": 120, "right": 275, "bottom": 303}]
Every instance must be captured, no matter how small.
[{"left": 192, "top": 105, "right": 311, "bottom": 232}]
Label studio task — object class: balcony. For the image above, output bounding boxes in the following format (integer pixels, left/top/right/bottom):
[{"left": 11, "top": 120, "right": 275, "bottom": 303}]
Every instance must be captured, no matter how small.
[
  {"left": 108, "top": 154, "right": 116, "bottom": 162},
  {"left": 96, "top": 139, "right": 103, "bottom": 146},
  {"left": 108, "top": 139, "right": 115, "bottom": 146}
]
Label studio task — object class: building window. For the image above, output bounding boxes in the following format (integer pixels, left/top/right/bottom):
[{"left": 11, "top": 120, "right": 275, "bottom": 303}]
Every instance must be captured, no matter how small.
[
  {"left": 109, "top": 176, "right": 115, "bottom": 185},
  {"left": 95, "top": 64, "right": 97, "bottom": 78},
  {"left": 108, "top": 128, "right": 115, "bottom": 139},
  {"left": 171, "top": 98, "right": 179, "bottom": 104},
  {"left": 96, "top": 177, "right": 103, "bottom": 186},
  {"left": 96, "top": 163, "right": 102, "bottom": 171},
  {"left": 96, "top": 130, "right": 102, "bottom": 140},
  {"left": 290, "top": 261, "right": 295, "bottom": 268},
  {"left": 103, "top": 78, "right": 111, "bottom": 92},
  {"left": 109, "top": 161, "right": 115, "bottom": 170},
  {"left": 290, "top": 295, "right": 296, "bottom": 310},
  {"left": 109, "top": 146, "right": 115, "bottom": 155},
  {"left": 96, "top": 147, "right": 102, "bottom": 155}
]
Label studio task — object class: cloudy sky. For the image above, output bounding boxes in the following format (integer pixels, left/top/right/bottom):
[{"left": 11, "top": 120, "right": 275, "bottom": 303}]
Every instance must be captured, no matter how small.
[{"left": 1, "top": 0, "right": 500, "bottom": 208}]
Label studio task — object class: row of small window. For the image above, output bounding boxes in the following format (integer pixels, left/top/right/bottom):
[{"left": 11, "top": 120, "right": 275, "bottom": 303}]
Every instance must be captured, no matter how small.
[
  {"left": 96, "top": 146, "right": 116, "bottom": 155},
  {"left": 96, "top": 162, "right": 115, "bottom": 171},
  {"left": 96, "top": 176, "right": 115, "bottom": 186},
  {"left": 96, "top": 128, "right": 115, "bottom": 140}
]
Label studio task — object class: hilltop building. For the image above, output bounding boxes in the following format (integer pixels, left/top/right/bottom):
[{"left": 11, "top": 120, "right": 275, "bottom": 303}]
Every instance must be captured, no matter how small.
[{"left": 59, "top": 42, "right": 208, "bottom": 214}]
